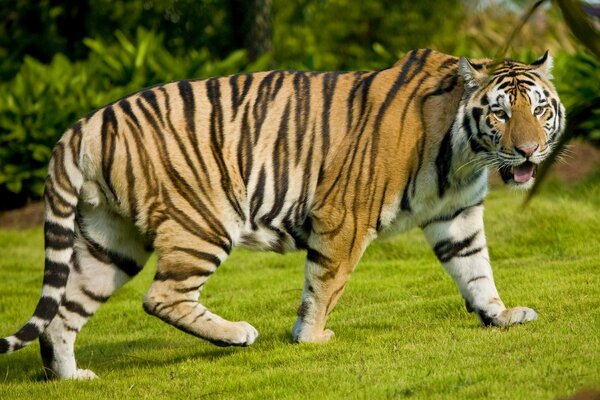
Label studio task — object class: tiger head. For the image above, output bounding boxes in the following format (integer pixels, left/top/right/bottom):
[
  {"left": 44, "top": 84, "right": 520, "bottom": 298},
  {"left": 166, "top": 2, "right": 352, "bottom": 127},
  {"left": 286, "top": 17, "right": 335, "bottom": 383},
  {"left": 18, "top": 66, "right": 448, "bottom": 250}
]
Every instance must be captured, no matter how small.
[{"left": 458, "top": 52, "right": 565, "bottom": 189}]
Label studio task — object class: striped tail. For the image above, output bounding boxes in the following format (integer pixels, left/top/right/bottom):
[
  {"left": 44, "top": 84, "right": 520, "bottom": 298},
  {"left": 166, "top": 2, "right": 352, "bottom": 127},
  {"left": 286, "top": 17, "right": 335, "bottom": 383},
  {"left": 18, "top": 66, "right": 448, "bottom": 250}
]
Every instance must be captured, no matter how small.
[{"left": 0, "top": 127, "right": 84, "bottom": 354}]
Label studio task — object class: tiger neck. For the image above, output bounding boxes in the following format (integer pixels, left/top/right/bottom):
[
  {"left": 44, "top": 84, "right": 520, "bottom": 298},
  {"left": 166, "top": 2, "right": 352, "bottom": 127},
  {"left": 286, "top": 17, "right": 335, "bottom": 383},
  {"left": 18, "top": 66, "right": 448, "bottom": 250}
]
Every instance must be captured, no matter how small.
[{"left": 447, "top": 99, "right": 489, "bottom": 190}]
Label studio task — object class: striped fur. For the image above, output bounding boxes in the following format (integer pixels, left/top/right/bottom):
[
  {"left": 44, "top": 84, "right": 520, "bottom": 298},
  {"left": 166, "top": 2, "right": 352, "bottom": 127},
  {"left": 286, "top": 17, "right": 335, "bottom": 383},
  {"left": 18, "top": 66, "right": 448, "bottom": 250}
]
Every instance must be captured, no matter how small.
[{"left": 0, "top": 49, "right": 564, "bottom": 379}]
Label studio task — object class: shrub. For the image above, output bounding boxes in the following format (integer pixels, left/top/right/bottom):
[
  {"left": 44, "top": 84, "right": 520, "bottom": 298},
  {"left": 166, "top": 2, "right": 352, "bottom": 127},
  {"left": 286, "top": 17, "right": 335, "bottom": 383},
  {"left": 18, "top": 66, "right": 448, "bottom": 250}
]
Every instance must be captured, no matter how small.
[{"left": 0, "top": 28, "right": 269, "bottom": 207}]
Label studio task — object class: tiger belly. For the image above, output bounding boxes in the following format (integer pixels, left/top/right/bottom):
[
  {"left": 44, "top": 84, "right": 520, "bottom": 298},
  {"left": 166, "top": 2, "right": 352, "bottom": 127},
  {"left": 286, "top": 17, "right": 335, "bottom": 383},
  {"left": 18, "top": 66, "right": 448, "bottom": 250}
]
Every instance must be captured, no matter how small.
[{"left": 239, "top": 220, "right": 302, "bottom": 253}]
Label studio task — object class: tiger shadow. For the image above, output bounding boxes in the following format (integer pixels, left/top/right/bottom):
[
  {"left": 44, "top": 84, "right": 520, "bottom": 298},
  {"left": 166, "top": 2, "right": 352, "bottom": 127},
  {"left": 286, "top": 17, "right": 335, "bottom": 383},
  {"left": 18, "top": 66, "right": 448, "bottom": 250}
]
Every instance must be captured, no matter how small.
[{"left": 0, "top": 337, "right": 242, "bottom": 383}]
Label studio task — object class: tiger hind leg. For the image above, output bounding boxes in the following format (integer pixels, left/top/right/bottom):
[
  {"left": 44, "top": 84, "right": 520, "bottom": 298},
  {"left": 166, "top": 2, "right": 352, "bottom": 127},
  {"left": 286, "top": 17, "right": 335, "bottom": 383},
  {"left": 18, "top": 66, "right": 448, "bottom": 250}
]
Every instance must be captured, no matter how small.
[
  {"left": 40, "top": 200, "right": 150, "bottom": 380},
  {"left": 143, "top": 222, "right": 258, "bottom": 347}
]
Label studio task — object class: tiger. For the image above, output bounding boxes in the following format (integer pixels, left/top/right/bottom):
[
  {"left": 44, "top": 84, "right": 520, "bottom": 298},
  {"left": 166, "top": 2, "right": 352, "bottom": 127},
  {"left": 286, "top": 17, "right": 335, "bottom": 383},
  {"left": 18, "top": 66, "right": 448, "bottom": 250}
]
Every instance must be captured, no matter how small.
[{"left": 0, "top": 48, "right": 565, "bottom": 380}]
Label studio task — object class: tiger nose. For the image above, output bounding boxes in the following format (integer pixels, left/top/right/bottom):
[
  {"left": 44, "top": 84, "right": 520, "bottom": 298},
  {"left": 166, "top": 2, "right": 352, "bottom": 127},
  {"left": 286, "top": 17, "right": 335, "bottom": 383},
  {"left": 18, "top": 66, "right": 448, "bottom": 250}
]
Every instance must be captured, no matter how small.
[{"left": 515, "top": 144, "right": 539, "bottom": 157}]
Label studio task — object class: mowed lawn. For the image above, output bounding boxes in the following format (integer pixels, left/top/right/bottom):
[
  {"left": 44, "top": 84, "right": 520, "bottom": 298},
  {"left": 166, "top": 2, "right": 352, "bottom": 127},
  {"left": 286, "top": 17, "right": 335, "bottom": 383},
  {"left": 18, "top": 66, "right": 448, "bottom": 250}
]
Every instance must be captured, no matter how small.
[{"left": 0, "top": 173, "right": 598, "bottom": 399}]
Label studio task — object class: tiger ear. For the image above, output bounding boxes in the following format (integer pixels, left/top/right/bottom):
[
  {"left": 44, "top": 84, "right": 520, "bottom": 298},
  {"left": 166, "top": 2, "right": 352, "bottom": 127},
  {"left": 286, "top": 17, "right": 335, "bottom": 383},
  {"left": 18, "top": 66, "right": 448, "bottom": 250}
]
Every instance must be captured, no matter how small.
[
  {"left": 531, "top": 50, "right": 553, "bottom": 79},
  {"left": 458, "top": 57, "right": 487, "bottom": 88}
]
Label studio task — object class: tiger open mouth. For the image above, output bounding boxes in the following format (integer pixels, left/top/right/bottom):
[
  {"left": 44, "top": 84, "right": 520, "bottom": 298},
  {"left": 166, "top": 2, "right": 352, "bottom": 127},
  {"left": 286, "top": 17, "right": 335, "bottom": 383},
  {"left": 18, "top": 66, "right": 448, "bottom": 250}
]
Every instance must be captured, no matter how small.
[{"left": 499, "top": 161, "right": 537, "bottom": 185}]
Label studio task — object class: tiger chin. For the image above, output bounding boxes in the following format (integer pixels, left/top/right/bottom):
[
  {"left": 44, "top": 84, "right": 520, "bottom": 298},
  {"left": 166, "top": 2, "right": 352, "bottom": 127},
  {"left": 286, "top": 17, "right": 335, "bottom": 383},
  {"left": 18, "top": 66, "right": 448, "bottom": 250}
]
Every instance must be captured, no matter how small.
[{"left": 0, "top": 48, "right": 564, "bottom": 380}]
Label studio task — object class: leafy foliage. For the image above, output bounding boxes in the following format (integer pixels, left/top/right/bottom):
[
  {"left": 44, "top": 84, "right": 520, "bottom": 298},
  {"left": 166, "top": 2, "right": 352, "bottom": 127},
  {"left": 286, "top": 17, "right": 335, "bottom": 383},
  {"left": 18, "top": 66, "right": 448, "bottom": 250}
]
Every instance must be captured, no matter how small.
[
  {"left": 272, "top": 0, "right": 467, "bottom": 70},
  {"left": 0, "top": 29, "right": 269, "bottom": 204},
  {"left": 0, "top": 0, "right": 239, "bottom": 81},
  {"left": 555, "top": 51, "right": 600, "bottom": 145},
  {"left": 0, "top": 0, "right": 599, "bottom": 206}
]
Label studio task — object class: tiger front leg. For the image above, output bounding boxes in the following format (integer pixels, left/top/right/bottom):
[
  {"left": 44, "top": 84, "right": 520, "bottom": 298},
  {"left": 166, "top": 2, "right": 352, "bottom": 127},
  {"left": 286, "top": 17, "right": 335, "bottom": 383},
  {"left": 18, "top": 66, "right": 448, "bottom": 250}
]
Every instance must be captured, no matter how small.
[
  {"left": 422, "top": 203, "right": 538, "bottom": 327},
  {"left": 292, "top": 226, "right": 370, "bottom": 343}
]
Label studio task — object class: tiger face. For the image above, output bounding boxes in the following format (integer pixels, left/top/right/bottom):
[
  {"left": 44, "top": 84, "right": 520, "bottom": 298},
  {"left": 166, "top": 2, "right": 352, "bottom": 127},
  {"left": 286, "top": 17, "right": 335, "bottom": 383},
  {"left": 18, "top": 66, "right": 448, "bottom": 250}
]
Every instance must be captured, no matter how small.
[{"left": 459, "top": 52, "right": 565, "bottom": 188}]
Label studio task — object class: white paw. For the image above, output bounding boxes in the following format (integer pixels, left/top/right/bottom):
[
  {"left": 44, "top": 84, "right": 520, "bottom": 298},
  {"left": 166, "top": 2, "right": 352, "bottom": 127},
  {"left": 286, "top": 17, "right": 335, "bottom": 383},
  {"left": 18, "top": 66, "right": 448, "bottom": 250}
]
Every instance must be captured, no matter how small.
[
  {"left": 292, "top": 318, "right": 334, "bottom": 343},
  {"left": 71, "top": 369, "right": 98, "bottom": 380},
  {"left": 492, "top": 306, "right": 538, "bottom": 327},
  {"left": 211, "top": 321, "right": 258, "bottom": 347},
  {"left": 235, "top": 321, "right": 259, "bottom": 346}
]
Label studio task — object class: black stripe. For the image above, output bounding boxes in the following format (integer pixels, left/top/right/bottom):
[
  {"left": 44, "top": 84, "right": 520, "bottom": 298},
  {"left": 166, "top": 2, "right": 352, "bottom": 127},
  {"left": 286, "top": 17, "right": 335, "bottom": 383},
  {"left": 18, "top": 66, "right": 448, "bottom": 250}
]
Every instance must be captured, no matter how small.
[
  {"left": 14, "top": 322, "right": 40, "bottom": 342},
  {"left": 0, "top": 338, "right": 8, "bottom": 353},
  {"left": 174, "top": 283, "right": 205, "bottom": 294},
  {"left": 458, "top": 246, "right": 484, "bottom": 259},
  {"left": 306, "top": 248, "right": 333, "bottom": 265},
  {"left": 33, "top": 296, "right": 60, "bottom": 320},
  {"left": 230, "top": 74, "right": 240, "bottom": 118},
  {"left": 477, "top": 311, "right": 495, "bottom": 326},
  {"left": 119, "top": 99, "right": 152, "bottom": 193},
  {"left": 320, "top": 72, "right": 341, "bottom": 156},
  {"left": 283, "top": 217, "right": 310, "bottom": 250},
  {"left": 69, "top": 122, "right": 83, "bottom": 167},
  {"left": 271, "top": 71, "right": 286, "bottom": 100},
  {"left": 178, "top": 80, "right": 196, "bottom": 134},
  {"left": 496, "top": 80, "right": 512, "bottom": 91},
  {"left": 530, "top": 51, "right": 549, "bottom": 66},
  {"left": 154, "top": 299, "right": 197, "bottom": 314},
  {"left": 468, "top": 275, "right": 488, "bottom": 284},
  {"left": 190, "top": 308, "right": 208, "bottom": 325},
  {"left": 206, "top": 77, "right": 246, "bottom": 219},
  {"left": 438, "top": 57, "right": 459, "bottom": 70},
  {"left": 51, "top": 143, "right": 77, "bottom": 195},
  {"left": 162, "top": 191, "right": 231, "bottom": 254},
  {"left": 154, "top": 268, "right": 213, "bottom": 282},
  {"left": 173, "top": 246, "right": 222, "bottom": 266},
  {"left": 79, "top": 226, "right": 142, "bottom": 277},
  {"left": 237, "top": 103, "right": 253, "bottom": 186},
  {"left": 159, "top": 87, "right": 213, "bottom": 203},
  {"left": 39, "top": 335, "right": 54, "bottom": 370},
  {"left": 252, "top": 71, "right": 280, "bottom": 143},
  {"left": 176, "top": 82, "right": 216, "bottom": 199},
  {"left": 464, "top": 114, "right": 485, "bottom": 153},
  {"left": 435, "top": 126, "right": 453, "bottom": 198},
  {"left": 62, "top": 299, "right": 92, "bottom": 318},
  {"left": 81, "top": 287, "right": 110, "bottom": 303},
  {"left": 262, "top": 100, "right": 291, "bottom": 225},
  {"left": 373, "top": 52, "right": 418, "bottom": 131},
  {"left": 421, "top": 201, "right": 483, "bottom": 228},
  {"left": 471, "top": 107, "right": 483, "bottom": 126},
  {"left": 123, "top": 137, "right": 139, "bottom": 220},
  {"left": 140, "top": 89, "right": 164, "bottom": 124},
  {"left": 44, "top": 177, "right": 75, "bottom": 219},
  {"left": 249, "top": 167, "right": 267, "bottom": 230},
  {"left": 375, "top": 180, "right": 390, "bottom": 232},
  {"left": 293, "top": 71, "right": 311, "bottom": 165},
  {"left": 44, "top": 221, "right": 74, "bottom": 250},
  {"left": 107, "top": 250, "right": 142, "bottom": 276},
  {"left": 400, "top": 175, "right": 412, "bottom": 212},
  {"left": 230, "top": 73, "right": 253, "bottom": 120},
  {"left": 550, "top": 98, "right": 559, "bottom": 141},
  {"left": 101, "top": 106, "right": 119, "bottom": 202},
  {"left": 373, "top": 49, "right": 432, "bottom": 182},
  {"left": 43, "top": 260, "right": 70, "bottom": 288},
  {"left": 136, "top": 98, "right": 232, "bottom": 245},
  {"left": 433, "top": 230, "right": 480, "bottom": 263}
]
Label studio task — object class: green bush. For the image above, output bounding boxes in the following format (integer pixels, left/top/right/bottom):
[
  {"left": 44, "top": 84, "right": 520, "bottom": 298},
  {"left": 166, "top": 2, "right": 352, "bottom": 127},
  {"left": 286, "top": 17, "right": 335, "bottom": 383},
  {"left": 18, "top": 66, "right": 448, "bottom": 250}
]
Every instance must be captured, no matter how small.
[
  {"left": 0, "top": 28, "right": 269, "bottom": 206},
  {"left": 554, "top": 51, "right": 600, "bottom": 145}
]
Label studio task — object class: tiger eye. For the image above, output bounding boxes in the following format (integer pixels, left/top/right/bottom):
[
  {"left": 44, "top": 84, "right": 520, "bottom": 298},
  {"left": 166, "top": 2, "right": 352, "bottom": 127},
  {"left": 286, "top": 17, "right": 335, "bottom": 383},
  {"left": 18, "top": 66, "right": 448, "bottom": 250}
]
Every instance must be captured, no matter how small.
[
  {"left": 493, "top": 109, "right": 508, "bottom": 121},
  {"left": 534, "top": 105, "right": 545, "bottom": 116}
]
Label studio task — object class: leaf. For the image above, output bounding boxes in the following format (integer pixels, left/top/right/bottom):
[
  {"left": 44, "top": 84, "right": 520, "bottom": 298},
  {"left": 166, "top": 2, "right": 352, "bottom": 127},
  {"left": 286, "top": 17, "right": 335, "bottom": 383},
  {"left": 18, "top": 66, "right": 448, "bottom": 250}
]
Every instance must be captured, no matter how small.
[
  {"left": 554, "top": 0, "right": 600, "bottom": 59},
  {"left": 6, "top": 179, "right": 22, "bottom": 194}
]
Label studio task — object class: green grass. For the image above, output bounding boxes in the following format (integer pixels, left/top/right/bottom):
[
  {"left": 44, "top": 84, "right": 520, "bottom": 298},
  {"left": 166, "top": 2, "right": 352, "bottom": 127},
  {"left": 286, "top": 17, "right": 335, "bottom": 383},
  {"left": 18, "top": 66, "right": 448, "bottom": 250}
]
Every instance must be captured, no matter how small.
[{"left": 0, "top": 175, "right": 599, "bottom": 399}]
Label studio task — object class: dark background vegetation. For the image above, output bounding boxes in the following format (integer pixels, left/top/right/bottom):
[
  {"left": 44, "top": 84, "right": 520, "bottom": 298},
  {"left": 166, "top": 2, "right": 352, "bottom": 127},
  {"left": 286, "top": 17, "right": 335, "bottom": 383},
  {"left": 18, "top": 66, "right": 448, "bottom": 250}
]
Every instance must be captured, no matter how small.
[{"left": 0, "top": 0, "right": 598, "bottom": 209}]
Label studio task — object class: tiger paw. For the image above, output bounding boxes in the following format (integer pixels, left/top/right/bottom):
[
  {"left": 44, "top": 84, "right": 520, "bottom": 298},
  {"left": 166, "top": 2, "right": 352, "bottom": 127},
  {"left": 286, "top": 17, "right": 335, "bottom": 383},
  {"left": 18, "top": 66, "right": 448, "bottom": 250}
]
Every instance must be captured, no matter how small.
[
  {"left": 209, "top": 321, "right": 259, "bottom": 347},
  {"left": 230, "top": 321, "right": 259, "bottom": 347},
  {"left": 71, "top": 369, "right": 99, "bottom": 380},
  {"left": 292, "top": 319, "right": 334, "bottom": 343},
  {"left": 480, "top": 306, "right": 538, "bottom": 327}
]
